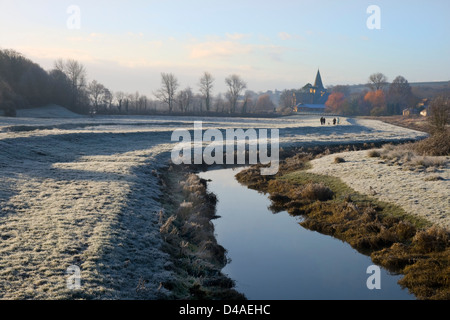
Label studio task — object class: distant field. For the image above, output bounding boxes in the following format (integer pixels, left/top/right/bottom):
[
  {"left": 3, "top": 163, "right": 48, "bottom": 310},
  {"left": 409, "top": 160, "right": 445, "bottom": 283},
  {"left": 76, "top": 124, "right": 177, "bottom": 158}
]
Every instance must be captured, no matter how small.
[{"left": 362, "top": 115, "right": 430, "bottom": 134}]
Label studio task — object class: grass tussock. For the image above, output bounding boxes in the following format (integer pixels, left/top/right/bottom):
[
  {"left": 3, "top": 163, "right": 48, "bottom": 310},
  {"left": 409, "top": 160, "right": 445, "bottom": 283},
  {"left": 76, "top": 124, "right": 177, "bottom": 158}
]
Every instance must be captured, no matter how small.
[
  {"left": 236, "top": 150, "right": 450, "bottom": 300},
  {"left": 367, "top": 150, "right": 381, "bottom": 158},
  {"left": 300, "top": 182, "right": 334, "bottom": 201},
  {"left": 334, "top": 157, "right": 345, "bottom": 164},
  {"left": 424, "top": 176, "right": 444, "bottom": 181},
  {"left": 371, "top": 226, "right": 450, "bottom": 300},
  {"left": 159, "top": 165, "right": 245, "bottom": 300},
  {"left": 375, "top": 141, "right": 448, "bottom": 170},
  {"left": 414, "top": 129, "right": 450, "bottom": 157}
]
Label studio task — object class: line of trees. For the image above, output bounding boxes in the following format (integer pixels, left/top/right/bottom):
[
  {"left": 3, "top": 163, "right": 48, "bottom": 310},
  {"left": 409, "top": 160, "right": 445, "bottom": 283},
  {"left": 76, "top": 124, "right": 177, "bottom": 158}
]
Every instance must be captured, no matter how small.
[
  {"left": 2, "top": 49, "right": 447, "bottom": 118},
  {"left": 153, "top": 72, "right": 253, "bottom": 114},
  {"left": 325, "top": 73, "right": 419, "bottom": 116},
  {"left": 1, "top": 49, "right": 271, "bottom": 116}
]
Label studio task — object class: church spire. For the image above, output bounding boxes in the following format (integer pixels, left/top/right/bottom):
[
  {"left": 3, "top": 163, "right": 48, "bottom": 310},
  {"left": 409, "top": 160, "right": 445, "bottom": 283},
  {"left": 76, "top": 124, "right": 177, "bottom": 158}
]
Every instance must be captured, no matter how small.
[{"left": 314, "top": 69, "right": 324, "bottom": 90}]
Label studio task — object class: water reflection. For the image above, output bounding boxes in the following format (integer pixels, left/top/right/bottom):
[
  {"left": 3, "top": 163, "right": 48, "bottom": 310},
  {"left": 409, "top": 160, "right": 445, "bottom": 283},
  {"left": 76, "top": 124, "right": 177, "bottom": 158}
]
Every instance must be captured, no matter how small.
[{"left": 199, "top": 167, "right": 415, "bottom": 300}]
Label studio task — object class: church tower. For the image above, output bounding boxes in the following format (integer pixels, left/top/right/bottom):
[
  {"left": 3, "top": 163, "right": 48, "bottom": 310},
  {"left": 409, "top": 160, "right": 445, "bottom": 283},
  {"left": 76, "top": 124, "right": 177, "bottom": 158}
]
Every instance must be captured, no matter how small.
[
  {"left": 294, "top": 69, "right": 329, "bottom": 110},
  {"left": 312, "top": 69, "right": 327, "bottom": 104},
  {"left": 314, "top": 69, "right": 324, "bottom": 91}
]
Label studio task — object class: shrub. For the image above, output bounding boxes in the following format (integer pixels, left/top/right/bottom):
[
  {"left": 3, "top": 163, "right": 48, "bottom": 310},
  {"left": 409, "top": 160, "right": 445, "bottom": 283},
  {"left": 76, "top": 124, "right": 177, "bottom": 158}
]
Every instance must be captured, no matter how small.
[
  {"left": 427, "top": 96, "right": 449, "bottom": 134},
  {"left": 334, "top": 157, "right": 345, "bottom": 164},
  {"left": 412, "top": 226, "right": 450, "bottom": 253},
  {"left": 414, "top": 129, "right": 450, "bottom": 156},
  {"left": 367, "top": 150, "right": 381, "bottom": 158},
  {"left": 300, "top": 182, "right": 334, "bottom": 201},
  {"left": 424, "top": 176, "right": 444, "bottom": 181}
]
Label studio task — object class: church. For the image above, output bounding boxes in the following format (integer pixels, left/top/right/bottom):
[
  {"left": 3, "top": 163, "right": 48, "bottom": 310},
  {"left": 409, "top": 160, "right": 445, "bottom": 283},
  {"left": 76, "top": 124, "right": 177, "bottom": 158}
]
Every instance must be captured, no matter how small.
[{"left": 293, "top": 70, "right": 329, "bottom": 113}]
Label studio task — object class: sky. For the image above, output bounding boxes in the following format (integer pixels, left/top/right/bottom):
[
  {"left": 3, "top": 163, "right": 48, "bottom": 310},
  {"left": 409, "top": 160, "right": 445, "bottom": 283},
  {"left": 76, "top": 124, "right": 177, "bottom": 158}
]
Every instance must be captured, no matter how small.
[{"left": 0, "top": 0, "right": 449, "bottom": 97}]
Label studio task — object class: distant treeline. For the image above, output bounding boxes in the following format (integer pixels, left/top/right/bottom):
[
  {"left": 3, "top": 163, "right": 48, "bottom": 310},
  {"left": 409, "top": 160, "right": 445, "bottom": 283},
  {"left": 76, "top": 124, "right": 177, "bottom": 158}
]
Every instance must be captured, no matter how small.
[
  {"left": 279, "top": 74, "right": 450, "bottom": 117},
  {"left": 1, "top": 48, "right": 449, "bottom": 117},
  {"left": 322, "top": 74, "right": 450, "bottom": 116},
  {"left": 0, "top": 49, "right": 279, "bottom": 117}
]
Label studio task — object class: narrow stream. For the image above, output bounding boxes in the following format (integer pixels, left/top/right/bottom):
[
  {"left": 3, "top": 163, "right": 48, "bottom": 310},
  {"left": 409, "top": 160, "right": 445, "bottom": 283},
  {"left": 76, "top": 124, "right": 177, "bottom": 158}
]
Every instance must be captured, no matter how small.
[{"left": 198, "top": 167, "right": 415, "bottom": 300}]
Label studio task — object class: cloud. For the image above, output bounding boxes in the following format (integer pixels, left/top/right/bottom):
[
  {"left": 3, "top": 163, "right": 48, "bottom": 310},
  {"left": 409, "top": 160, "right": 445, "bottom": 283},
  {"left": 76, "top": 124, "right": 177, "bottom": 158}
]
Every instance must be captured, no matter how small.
[
  {"left": 278, "top": 32, "right": 305, "bottom": 41},
  {"left": 226, "top": 33, "right": 251, "bottom": 40},
  {"left": 188, "top": 40, "right": 253, "bottom": 59},
  {"left": 15, "top": 45, "right": 97, "bottom": 64},
  {"left": 278, "top": 32, "right": 292, "bottom": 40},
  {"left": 188, "top": 33, "right": 290, "bottom": 62}
]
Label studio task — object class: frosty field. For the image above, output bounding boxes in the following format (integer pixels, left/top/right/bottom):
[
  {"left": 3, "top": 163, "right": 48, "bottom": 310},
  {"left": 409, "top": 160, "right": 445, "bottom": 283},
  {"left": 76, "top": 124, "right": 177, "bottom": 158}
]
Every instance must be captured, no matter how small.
[{"left": 0, "top": 109, "right": 431, "bottom": 299}]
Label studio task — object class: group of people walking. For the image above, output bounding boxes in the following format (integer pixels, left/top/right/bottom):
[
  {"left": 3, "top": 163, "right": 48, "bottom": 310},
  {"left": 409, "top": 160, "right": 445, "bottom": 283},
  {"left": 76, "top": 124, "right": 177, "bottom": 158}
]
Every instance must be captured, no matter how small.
[{"left": 320, "top": 117, "right": 340, "bottom": 125}]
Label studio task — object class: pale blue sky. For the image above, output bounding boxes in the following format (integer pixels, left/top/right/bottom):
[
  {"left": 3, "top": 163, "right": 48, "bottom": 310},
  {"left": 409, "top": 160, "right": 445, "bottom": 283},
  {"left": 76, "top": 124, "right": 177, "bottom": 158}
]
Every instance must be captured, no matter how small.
[{"left": 0, "top": 0, "right": 449, "bottom": 96}]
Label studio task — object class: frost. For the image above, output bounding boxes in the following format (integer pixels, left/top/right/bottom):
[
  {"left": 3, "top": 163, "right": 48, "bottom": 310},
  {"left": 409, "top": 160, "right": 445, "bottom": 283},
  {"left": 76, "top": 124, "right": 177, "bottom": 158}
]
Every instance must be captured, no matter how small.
[
  {"left": 307, "top": 150, "right": 449, "bottom": 230},
  {"left": 0, "top": 110, "right": 430, "bottom": 298}
]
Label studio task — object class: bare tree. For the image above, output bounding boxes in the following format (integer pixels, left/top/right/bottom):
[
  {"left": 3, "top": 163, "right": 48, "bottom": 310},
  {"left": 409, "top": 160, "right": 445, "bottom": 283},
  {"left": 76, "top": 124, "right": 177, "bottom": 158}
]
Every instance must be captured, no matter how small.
[
  {"left": 126, "top": 93, "right": 134, "bottom": 113},
  {"left": 214, "top": 93, "right": 225, "bottom": 113},
  {"left": 54, "top": 58, "right": 87, "bottom": 111},
  {"left": 177, "top": 87, "right": 193, "bottom": 113},
  {"left": 389, "top": 76, "right": 411, "bottom": 97},
  {"left": 225, "top": 74, "right": 247, "bottom": 113},
  {"left": 139, "top": 95, "right": 148, "bottom": 113},
  {"left": 255, "top": 94, "right": 275, "bottom": 113},
  {"left": 199, "top": 72, "right": 214, "bottom": 112},
  {"left": 387, "top": 76, "right": 415, "bottom": 115},
  {"left": 331, "top": 85, "right": 351, "bottom": 97},
  {"left": 54, "top": 58, "right": 65, "bottom": 73},
  {"left": 115, "top": 91, "right": 125, "bottom": 113},
  {"left": 368, "top": 73, "right": 388, "bottom": 91},
  {"left": 154, "top": 73, "right": 179, "bottom": 113},
  {"left": 279, "top": 89, "right": 295, "bottom": 109},
  {"left": 428, "top": 96, "right": 450, "bottom": 133},
  {"left": 103, "top": 88, "right": 113, "bottom": 111},
  {"left": 87, "top": 80, "right": 106, "bottom": 115},
  {"left": 241, "top": 91, "right": 255, "bottom": 114}
]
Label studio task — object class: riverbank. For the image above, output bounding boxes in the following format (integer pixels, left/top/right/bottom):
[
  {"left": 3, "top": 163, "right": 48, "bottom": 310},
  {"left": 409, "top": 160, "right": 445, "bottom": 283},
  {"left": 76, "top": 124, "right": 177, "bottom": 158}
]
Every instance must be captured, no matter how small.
[
  {"left": 307, "top": 149, "right": 449, "bottom": 230},
  {"left": 199, "top": 167, "right": 415, "bottom": 300},
  {"left": 235, "top": 144, "right": 449, "bottom": 300},
  {"left": 157, "top": 164, "right": 246, "bottom": 299}
]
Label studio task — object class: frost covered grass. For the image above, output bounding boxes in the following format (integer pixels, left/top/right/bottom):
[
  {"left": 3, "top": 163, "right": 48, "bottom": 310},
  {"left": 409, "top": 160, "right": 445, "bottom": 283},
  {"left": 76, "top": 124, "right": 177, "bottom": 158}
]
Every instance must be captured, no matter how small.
[
  {"left": 0, "top": 110, "right": 431, "bottom": 299},
  {"left": 308, "top": 148, "right": 450, "bottom": 230},
  {"left": 0, "top": 126, "right": 175, "bottom": 299},
  {"left": 158, "top": 166, "right": 244, "bottom": 300},
  {"left": 379, "top": 142, "right": 447, "bottom": 169}
]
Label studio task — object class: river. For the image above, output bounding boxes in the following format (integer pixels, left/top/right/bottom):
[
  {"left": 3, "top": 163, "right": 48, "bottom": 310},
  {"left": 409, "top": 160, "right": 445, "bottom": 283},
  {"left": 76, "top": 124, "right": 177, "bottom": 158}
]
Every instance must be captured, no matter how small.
[{"left": 198, "top": 167, "right": 415, "bottom": 300}]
